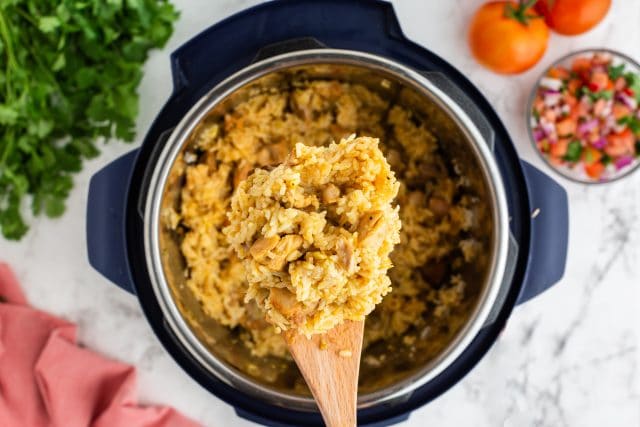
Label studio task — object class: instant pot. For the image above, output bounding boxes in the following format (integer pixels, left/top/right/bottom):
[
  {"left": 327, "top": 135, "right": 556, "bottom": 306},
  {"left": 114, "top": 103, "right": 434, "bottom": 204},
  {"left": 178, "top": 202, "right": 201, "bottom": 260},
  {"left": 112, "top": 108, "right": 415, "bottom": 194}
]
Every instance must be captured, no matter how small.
[{"left": 86, "top": 1, "right": 569, "bottom": 425}]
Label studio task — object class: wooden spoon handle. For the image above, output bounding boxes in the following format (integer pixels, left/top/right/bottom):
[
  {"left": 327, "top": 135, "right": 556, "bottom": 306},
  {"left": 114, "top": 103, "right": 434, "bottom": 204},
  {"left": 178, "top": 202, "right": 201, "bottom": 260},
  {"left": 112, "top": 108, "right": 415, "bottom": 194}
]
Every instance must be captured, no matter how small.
[{"left": 286, "top": 320, "right": 364, "bottom": 427}]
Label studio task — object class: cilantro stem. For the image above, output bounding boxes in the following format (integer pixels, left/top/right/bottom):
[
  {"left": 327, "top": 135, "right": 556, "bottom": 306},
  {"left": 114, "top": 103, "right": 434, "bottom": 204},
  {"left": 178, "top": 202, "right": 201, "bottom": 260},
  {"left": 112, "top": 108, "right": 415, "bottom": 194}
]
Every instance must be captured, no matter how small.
[
  {"left": 14, "top": 7, "right": 38, "bottom": 27},
  {"left": 505, "top": 0, "right": 542, "bottom": 26},
  {"left": 0, "top": 9, "right": 16, "bottom": 95},
  {"left": 0, "top": 10, "right": 16, "bottom": 69},
  {"left": 0, "top": 131, "right": 14, "bottom": 167}
]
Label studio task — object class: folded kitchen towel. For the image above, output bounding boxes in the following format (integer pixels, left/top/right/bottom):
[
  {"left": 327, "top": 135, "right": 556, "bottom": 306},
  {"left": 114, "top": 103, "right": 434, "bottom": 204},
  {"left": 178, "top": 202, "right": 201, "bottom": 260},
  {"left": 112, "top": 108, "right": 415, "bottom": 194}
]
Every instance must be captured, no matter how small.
[{"left": 0, "top": 262, "right": 201, "bottom": 427}]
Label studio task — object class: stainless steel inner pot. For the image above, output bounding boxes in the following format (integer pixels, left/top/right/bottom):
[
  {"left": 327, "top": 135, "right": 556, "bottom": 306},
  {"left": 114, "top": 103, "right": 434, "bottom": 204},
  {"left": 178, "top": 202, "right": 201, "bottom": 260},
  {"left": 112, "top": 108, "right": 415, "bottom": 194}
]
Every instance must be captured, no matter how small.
[{"left": 143, "top": 50, "right": 509, "bottom": 411}]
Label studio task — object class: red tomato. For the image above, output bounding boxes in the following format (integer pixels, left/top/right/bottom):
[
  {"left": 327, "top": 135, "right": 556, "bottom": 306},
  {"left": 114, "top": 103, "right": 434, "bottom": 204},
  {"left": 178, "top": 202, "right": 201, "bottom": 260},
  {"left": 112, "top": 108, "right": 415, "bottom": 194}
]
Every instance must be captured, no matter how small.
[
  {"left": 469, "top": 1, "right": 549, "bottom": 74},
  {"left": 535, "top": 0, "right": 611, "bottom": 35}
]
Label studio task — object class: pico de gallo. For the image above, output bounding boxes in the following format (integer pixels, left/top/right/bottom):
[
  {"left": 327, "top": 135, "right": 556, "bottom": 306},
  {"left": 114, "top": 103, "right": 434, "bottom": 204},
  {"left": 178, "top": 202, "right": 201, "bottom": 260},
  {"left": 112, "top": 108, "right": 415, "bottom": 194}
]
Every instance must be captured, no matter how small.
[{"left": 531, "top": 52, "right": 640, "bottom": 181}]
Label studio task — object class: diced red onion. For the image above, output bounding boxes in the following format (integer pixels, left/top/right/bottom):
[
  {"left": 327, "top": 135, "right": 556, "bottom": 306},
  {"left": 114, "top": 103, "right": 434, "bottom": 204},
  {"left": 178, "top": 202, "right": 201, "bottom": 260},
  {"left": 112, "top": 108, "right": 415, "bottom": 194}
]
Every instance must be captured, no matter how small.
[
  {"left": 605, "top": 115, "right": 616, "bottom": 129},
  {"left": 544, "top": 93, "right": 562, "bottom": 107},
  {"left": 578, "top": 119, "right": 598, "bottom": 135},
  {"left": 591, "top": 137, "right": 607, "bottom": 149},
  {"left": 541, "top": 89, "right": 561, "bottom": 96},
  {"left": 540, "top": 120, "right": 555, "bottom": 136},
  {"left": 540, "top": 77, "right": 563, "bottom": 91},
  {"left": 617, "top": 93, "right": 638, "bottom": 110},
  {"left": 614, "top": 155, "right": 634, "bottom": 170},
  {"left": 533, "top": 128, "right": 546, "bottom": 141},
  {"left": 600, "top": 100, "right": 613, "bottom": 117}
]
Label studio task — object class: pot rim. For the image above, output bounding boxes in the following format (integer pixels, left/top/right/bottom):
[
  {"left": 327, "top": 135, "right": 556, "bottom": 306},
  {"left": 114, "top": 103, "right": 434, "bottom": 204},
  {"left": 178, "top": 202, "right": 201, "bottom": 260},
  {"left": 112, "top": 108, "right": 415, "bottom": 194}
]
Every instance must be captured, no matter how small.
[{"left": 143, "top": 49, "right": 510, "bottom": 411}]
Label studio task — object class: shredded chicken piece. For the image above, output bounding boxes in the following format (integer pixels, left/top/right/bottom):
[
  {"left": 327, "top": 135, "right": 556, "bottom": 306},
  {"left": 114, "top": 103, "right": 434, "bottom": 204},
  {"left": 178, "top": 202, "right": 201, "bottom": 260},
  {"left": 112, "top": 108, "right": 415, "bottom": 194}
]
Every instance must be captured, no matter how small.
[
  {"left": 264, "top": 234, "right": 304, "bottom": 271},
  {"left": 336, "top": 238, "right": 355, "bottom": 271},
  {"left": 428, "top": 197, "right": 450, "bottom": 217},
  {"left": 357, "top": 210, "right": 386, "bottom": 245},
  {"left": 322, "top": 184, "right": 341, "bottom": 204},
  {"left": 250, "top": 236, "right": 280, "bottom": 260}
]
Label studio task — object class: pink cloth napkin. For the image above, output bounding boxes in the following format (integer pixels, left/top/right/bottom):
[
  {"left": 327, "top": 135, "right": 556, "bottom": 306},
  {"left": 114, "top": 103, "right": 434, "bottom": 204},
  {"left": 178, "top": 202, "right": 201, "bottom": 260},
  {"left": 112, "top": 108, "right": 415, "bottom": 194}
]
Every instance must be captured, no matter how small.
[{"left": 0, "top": 263, "right": 201, "bottom": 427}]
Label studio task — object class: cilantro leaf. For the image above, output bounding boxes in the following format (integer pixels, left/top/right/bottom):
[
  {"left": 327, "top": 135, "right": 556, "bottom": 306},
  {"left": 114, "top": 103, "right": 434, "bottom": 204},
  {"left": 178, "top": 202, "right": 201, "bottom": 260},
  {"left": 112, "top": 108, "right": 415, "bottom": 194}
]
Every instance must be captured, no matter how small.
[
  {"left": 617, "top": 116, "right": 640, "bottom": 134},
  {"left": 37, "top": 16, "right": 60, "bottom": 33},
  {"left": 607, "top": 63, "right": 626, "bottom": 81},
  {"left": 564, "top": 140, "right": 583, "bottom": 162},
  {"left": 625, "top": 72, "right": 640, "bottom": 102},
  {"left": 580, "top": 86, "right": 613, "bottom": 102}
]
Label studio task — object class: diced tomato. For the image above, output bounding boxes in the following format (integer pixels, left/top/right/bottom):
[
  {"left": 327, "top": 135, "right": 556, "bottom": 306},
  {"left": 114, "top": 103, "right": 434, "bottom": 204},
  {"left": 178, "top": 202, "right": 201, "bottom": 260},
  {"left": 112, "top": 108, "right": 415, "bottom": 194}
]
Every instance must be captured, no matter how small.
[
  {"left": 593, "top": 99, "right": 607, "bottom": 116},
  {"left": 548, "top": 154, "right": 564, "bottom": 166},
  {"left": 564, "top": 94, "right": 578, "bottom": 107},
  {"left": 571, "top": 57, "right": 592, "bottom": 74},
  {"left": 567, "top": 79, "right": 582, "bottom": 95},
  {"left": 582, "top": 147, "right": 603, "bottom": 165},
  {"left": 534, "top": 98, "right": 546, "bottom": 113},
  {"left": 577, "top": 101, "right": 591, "bottom": 117},
  {"left": 556, "top": 118, "right": 576, "bottom": 136},
  {"left": 569, "top": 107, "right": 580, "bottom": 121},
  {"left": 612, "top": 103, "right": 632, "bottom": 120},
  {"left": 614, "top": 77, "right": 627, "bottom": 91},
  {"left": 587, "top": 129, "right": 601, "bottom": 143},
  {"left": 590, "top": 72, "right": 611, "bottom": 91},
  {"left": 606, "top": 129, "right": 635, "bottom": 157},
  {"left": 549, "top": 66, "right": 570, "bottom": 80},
  {"left": 623, "top": 87, "right": 635, "bottom": 97},
  {"left": 589, "top": 71, "right": 613, "bottom": 92},
  {"left": 550, "top": 138, "right": 570, "bottom": 157},
  {"left": 585, "top": 161, "right": 605, "bottom": 179},
  {"left": 543, "top": 109, "right": 557, "bottom": 122},
  {"left": 606, "top": 80, "right": 614, "bottom": 91}
]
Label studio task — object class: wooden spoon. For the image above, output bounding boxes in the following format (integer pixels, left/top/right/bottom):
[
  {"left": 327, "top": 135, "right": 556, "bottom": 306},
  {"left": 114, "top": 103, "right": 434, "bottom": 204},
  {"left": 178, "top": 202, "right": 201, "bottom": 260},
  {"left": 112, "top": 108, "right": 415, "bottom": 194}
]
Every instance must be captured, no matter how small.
[{"left": 285, "top": 320, "right": 364, "bottom": 427}]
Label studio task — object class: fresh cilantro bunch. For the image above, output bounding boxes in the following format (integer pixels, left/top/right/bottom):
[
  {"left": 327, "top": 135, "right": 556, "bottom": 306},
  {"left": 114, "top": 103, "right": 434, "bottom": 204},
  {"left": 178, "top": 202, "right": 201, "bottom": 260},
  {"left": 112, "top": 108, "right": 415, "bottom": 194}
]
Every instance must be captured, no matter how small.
[{"left": 0, "top": 0, "right": 178, "bottom": 239}]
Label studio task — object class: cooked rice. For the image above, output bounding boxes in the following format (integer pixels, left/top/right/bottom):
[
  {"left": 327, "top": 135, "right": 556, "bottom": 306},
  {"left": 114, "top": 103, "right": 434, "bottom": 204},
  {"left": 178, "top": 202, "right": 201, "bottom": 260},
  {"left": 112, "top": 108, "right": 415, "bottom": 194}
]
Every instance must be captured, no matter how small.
[
  {"left": 172, "top": 80, "right": 483, "bottom": 361},
  {"left": 224, "top": 136, "right": 401, "bottom": 336}
]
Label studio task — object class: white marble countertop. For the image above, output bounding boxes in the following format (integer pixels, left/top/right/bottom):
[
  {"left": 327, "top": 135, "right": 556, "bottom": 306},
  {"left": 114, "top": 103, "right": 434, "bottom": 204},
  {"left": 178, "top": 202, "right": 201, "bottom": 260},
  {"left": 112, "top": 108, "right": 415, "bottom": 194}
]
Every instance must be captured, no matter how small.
[{"left": 3, "top": 1, "right": 639, "bottom": 426}]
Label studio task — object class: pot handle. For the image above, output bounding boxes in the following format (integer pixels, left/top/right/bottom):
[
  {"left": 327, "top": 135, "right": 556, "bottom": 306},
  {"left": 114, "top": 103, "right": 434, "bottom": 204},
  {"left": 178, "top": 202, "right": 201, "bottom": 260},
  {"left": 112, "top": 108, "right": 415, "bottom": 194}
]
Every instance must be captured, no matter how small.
[
  {"left": 516, "top": 161, "right": 569, "bottom": 304},
  {"left": 86, "top": 150, "right": 139, "bottom": 294},
  {"left": 252, "top": 37, "right": 327, "bottom": 63},
  {"left": 234, "top": 408, "right": 410, "bottom": 427},
  {"left": 419, "top": 71, "right": 495, "bottom": 151}
]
